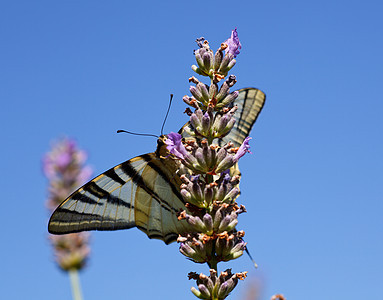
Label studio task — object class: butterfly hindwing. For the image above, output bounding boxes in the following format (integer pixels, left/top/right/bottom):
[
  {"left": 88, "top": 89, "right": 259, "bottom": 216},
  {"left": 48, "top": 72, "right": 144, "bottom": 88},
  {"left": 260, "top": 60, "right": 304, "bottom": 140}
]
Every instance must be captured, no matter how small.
[
  {"left": 219, "top": 87, "right": 266, "bottom": 147},
  {"left": 179, "top": 88, "right": 265, "bottom": 147}
]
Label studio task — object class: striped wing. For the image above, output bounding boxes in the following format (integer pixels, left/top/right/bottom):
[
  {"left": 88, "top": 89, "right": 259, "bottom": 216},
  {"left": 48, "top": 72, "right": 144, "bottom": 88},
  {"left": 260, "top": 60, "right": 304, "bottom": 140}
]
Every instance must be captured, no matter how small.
[
  {"left": 219, "top": 87, "right": 265, "bottom": 147},
  {"left": 48, "top": 152, "right": 191, "bottom": 244},
  {"left": 180, "top": 88, "right": 266, "bottom": 147}
]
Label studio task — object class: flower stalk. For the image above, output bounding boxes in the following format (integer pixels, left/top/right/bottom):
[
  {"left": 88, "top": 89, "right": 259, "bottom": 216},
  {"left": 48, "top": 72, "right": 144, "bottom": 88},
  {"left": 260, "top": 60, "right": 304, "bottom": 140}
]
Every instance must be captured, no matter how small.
[
  {"left": 168, "top": 28, "right": 251, "bottom": 299},
  {"left": 43, "top": 138, "right": 92, "bottom": 300}
]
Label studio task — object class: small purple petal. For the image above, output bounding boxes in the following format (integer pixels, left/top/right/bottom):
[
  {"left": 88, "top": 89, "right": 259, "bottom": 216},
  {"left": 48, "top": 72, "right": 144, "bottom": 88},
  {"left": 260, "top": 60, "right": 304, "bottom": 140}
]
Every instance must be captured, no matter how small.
[
  {"left": 224, "top": 28, "right": 242, "bottom": 58},
  {"left": 234, "top": 136, "right": 252, "bottom": 161},
  {"left": 165, "top": 132, "right": 189, "bottom": 160}
]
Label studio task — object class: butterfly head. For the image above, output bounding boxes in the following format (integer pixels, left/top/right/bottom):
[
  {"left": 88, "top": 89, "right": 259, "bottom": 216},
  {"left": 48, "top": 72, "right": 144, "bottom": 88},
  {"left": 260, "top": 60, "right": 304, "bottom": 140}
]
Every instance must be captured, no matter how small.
[{"left": 156, "top": 135, "right": 170, "bottom": 157}]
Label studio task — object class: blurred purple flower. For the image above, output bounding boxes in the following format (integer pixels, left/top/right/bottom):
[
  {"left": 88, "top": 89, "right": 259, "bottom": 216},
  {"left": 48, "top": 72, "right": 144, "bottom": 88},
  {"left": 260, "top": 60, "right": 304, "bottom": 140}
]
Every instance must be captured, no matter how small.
[
  {"left": 224, "top": 28, "right": 242, "bottom": 58},
  {"left": 43, "top": 137, "right": 92, "bottom": 271}
]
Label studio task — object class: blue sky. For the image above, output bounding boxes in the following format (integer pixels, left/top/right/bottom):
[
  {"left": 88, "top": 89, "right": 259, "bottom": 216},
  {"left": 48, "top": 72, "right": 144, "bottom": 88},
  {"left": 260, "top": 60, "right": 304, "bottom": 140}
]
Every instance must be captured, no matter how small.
[{"left": 1, "top": 1, "right": 382, "bottom": 299}]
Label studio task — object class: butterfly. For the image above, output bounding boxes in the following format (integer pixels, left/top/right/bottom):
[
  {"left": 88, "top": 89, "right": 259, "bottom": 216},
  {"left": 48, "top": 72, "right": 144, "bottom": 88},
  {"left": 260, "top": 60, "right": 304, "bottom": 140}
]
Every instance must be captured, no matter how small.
[{"left": 48, "top": 88, "right": 266, "bottom": 244}]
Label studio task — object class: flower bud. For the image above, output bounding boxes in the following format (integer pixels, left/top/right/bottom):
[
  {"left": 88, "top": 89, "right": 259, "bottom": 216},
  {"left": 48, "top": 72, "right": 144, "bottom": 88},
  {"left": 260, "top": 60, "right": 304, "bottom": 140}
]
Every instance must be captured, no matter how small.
[
  {"left": 225, "top": 218, "right": 238, "bottom": 232},
  {"left": 227, "top": 59, "right": 236, "bottom": 70},
  {"left": 190, "top": 112, "right": 202, "bottom": 130},
  {"left": 205, "top": 145, "right": 217, "bottom": 171},
  {"left": 183, "top": 95, "right": 199, "bottom": 108},
  {"left": 209, "top": 83, "right": 218, "bottom": 100},
  {"left": 223, "top": 187, "right": 240, "bottom": 203},
  {"left": 202, "top": 51, "right": 213, "bottom": 72},
  {"left": 230, "top": 240, "right": 246, "bottom": 255},
  {"left": 215, "top": 154, "right": 235, "bottom": 174},
  {"left": 216, "top": 91, "right": 239, "bottom": 108},
  {"left": 220, "top": 118, "right": 236, "bottom": 136},
  {"left": 216, "top": 148, "right": 228, "bottom": 166},
  {"left": 182, "top": 152, "right": 199, "bottom": 170},
  {"left": 198, "top": 284, "right": 211, "bottom": 298},
  {"left": 195, "top": 49, "right": 205, "bottom": 69},
  {"left": 190, "top": 286, "right": 204, "bottom": 299},
  {"left": 186, "top": 215, "right": 206, "bottom": 231},
  {"left": 191, "top": 65, "right": 205, "bottom": 76},
  {"left": 213, "top": 206, "right": 224, "bottom": 231},
  {"left": 217, "top": 282, "right": 229, "bottom": 298},
  {"left": 216, "top": 183, "right": 228, "bottom": 202},
  {"left": 219, "top": 53, "right": 231, "bottom": 73},
  {"left": 190, "top": 86, "right": 203, "bottom": 101},
  {"left": 180, "top": 242, "right": 197, "bottom": 258},
  {"left": 203, "top": 213, "right": 213, "bottom": 233},
  {"left": 214, "top": 49, "right": 224, "bottom": 71},
  {"left": 191, "top": 178, "right": 204, "bottom": 202},
  {"left": 180, "top": 189, "right": 192, "bottom": 202},
  {"left": 201, "top": 112, "right": 211, "bottom": 135},
  {"left": 195, "top": 148, "right": 208, "bottom": 172},
  {"left": 216, "top": 82, "right": 230, "bottom": 102},
  {"left": 218, "top": 215, "right": 232, "bottom": 232},
  {"left": 179, "top": 239, "right": 207, "bottom": 263},
  {"left": 197, "top": 82, "right": 210, "bottom": 103},
  {"left": 203, "top": 184, "right": 215, "bottom": 206},
  {"left": 212, "top": 112, "right": 236, "bottom": 138}
]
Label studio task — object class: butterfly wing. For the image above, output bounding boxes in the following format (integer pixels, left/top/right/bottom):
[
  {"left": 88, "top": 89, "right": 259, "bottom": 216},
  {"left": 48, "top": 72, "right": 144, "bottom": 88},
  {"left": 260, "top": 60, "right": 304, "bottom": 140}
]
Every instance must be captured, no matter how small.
[
  {"left": 180, "top": 88, "right": 266, "bottom": 147},
  {"left": 48, "top": 149, "right": 191, "bottom": 244},
  {"left": 219, "top": 87, "right": 266, "bottom": 147}
]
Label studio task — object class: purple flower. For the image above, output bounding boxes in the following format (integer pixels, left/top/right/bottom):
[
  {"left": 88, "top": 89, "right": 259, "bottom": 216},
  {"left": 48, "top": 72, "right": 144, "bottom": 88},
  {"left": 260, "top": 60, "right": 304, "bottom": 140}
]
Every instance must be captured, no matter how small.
[
  {"left": 165, "top": 132, "right": 189, "bottom": 160},
  {"left": 234, "top": 137, "right": 252, "bottom": 161},
  {"left": 43, "top": 137, "right": 92, "bottom": 271},
  {"left": 224, "top": 28, "right": 242, "bottom": 58}
]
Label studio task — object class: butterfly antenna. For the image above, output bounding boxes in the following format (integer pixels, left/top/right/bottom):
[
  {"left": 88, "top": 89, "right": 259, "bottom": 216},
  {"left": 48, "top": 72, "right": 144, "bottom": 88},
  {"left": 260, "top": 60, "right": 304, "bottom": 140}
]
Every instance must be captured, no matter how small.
[
  {"left": 117, "top": 130, "right": 158, "bottom": 139},
  {"left": 245, "top": 244, "right": 258, "bottom": 268},
  {"left": 161, "top": 94, "right": 174, "bottom": 136}
]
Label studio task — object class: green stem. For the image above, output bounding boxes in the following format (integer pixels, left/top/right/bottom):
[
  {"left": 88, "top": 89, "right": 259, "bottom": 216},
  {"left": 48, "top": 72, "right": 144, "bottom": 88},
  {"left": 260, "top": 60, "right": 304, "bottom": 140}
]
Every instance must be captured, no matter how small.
[
  {"left": 68, "top": 269, "right": 83, "bottom": 300},
  {"left": 206, "top": 174, "right": 214, "bottom": 184}
]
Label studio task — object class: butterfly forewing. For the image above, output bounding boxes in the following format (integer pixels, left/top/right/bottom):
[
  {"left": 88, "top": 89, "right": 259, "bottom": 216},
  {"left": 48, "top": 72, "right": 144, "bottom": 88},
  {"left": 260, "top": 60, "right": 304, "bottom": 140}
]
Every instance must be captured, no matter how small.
[{"left": 48, "top": 149, "right": 192, "bottom": 244}]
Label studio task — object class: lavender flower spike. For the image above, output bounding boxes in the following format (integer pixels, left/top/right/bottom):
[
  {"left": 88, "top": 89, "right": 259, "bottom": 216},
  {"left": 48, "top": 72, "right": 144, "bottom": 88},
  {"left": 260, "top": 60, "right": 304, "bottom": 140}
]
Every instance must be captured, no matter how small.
[
  {"left": 224, "top": 28, "right": 242, "bottom": 58},
  {"left": 165, "top": 132, "right": 189, "bottom": 160},
  {"left": 234, "top": 136, "right": 252, "bottom": 162}
]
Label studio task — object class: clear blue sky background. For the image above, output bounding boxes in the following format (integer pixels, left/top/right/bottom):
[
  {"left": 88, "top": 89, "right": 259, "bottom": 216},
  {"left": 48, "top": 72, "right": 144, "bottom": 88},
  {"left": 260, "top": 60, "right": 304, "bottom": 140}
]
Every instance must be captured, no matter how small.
[{"left": 1, "top": 1, "right": 382, "bottom": 299}]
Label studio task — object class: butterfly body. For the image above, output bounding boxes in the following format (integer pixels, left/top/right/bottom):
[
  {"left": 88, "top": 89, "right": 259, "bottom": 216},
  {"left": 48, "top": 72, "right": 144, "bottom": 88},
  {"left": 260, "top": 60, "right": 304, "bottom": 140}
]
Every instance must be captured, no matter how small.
[{"left": 48, "top": 88, "right": 265, "bottom": 244}]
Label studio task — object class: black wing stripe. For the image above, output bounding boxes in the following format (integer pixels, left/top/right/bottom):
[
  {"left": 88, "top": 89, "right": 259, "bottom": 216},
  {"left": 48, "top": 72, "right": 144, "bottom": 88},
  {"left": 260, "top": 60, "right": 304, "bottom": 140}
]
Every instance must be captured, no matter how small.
[
  {"left": 54, "top": 208, "right": 105, "bottom": 222},
  {"left": 83, "top": 182, "right": 109, "bottom": 198},
  {"left": 71, "top": 193, "right": 101, "bottom": 205},
  {"left": 104, "top": 168, "right": 127, "bottom": 185},
  {"left": 238, "top": 88, "right": 249, "bottom": 131},
  {"left": 139, "top": 153, "right": 185, "bottom": 204},
  {"left": 238, "top": 89, "right": 263, "bottom": 133},
  {"left": 81, "top": 182, "right": 133, "bottom": 208},
  {"left": 119, "top": 160, "right": 176, "bottom": 213},
  {"left": 50, "top": 208, "right": 136, "bottom": 233}
]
